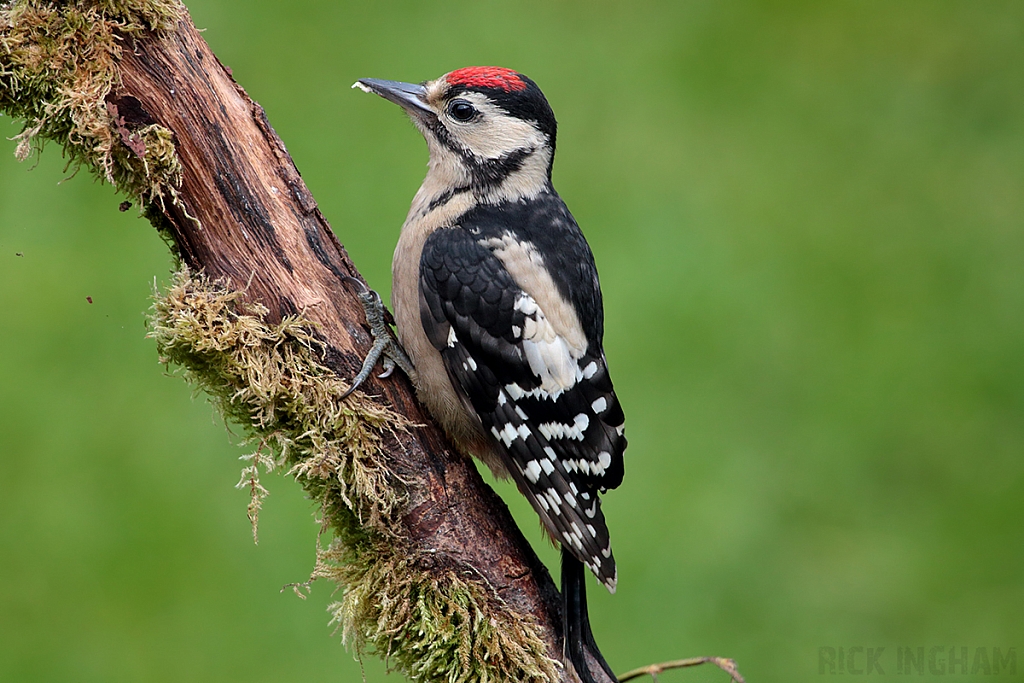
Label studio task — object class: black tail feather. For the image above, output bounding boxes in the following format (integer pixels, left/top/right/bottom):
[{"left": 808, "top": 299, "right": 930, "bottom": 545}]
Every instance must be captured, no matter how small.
[{"left": 561, "top": 547, "right": 618, "bottom": 683}]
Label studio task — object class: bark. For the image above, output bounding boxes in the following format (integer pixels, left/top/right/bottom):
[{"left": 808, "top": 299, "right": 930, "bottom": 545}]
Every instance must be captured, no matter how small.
[{"left": 104, "top": 10, "right": 611, "bottom": 683}]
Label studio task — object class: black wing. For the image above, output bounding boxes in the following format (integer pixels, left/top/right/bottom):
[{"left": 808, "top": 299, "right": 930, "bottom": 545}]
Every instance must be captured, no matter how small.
[{"left": 419, "top": 221, "right": 625, "bottom": 590}]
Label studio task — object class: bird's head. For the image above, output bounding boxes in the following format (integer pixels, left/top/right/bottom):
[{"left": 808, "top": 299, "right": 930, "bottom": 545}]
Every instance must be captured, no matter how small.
[{"left": 355, "top": 67, "right": 557, "bottom": 199}]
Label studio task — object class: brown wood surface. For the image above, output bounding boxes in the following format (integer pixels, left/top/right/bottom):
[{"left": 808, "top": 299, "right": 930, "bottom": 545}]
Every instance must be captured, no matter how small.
[{"left": 103, "top": 11, "right": 617, "bottom": 683}]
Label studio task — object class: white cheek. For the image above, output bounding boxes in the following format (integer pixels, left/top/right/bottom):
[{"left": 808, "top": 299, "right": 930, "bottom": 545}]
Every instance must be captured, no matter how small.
[{"left": 460, "top": 118, "right": 543, "bottom": 159}]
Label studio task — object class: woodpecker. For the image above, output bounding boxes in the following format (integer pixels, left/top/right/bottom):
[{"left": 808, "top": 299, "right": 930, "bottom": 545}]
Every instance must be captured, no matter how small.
[{"left": 352, "top": 67, "right": 626, "bottom": 683}]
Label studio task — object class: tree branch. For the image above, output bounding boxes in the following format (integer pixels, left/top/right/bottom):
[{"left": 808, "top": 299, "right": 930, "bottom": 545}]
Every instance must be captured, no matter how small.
[{"left": 618, "top": 658, "right": 746, "bottom": 683}]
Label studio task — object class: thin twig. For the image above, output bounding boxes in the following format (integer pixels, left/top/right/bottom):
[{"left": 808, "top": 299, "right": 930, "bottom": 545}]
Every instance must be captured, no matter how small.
[{"left": 618, "top": 656, "right": 746, "bottom": 683}]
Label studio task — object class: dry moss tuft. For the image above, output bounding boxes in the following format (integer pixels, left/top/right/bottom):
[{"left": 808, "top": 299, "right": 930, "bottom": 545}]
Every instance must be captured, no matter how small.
[
  {"left": 0, "top": 0, "right": 185, "bottom": 203},
  {"left": 314, "top": 537, "right": 560, "bottom": 683},
  {"left": 150, "top": 268, "right": 409, "bottom": 536}
]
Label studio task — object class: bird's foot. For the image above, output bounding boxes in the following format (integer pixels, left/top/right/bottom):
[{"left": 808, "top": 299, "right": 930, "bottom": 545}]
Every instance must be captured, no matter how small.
[{"left": 341, "top": 277, "right": 414, "bottom": 399}]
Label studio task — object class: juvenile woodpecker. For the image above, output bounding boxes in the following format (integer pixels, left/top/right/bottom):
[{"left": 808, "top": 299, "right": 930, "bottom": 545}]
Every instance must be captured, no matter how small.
[{"left": 353, "top": 67, "right": 626, "bottom": 683}]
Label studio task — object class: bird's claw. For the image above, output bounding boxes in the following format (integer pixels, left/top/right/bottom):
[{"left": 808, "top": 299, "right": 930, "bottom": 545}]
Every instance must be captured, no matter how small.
[
  {"left": 378, "top": 356, "right": 397, "bottom": 379},
  {"left": 340, "top": 277, "right": 413, "bottom": 399}
]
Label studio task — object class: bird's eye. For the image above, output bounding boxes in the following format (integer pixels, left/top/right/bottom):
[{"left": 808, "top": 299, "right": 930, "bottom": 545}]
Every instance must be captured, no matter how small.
[{"left": 449, "top": 100, "right": 477, "bottom": 122}]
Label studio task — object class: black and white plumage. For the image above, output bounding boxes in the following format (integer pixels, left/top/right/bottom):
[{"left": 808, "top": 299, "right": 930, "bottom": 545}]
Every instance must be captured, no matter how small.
[
  {"left": 355, "top": 67, "right": 626, "bottom": 683},
  {"left": 419, "top": 198, "right": 625, "bottom": 588}
]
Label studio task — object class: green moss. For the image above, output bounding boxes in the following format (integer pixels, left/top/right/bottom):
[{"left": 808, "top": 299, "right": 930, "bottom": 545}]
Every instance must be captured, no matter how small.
[{"left": 0, "top": 0, "right": 185, "bottom": 204}]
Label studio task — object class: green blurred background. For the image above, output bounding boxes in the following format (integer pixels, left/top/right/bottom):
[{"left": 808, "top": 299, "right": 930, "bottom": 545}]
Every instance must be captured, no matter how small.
[{"left": 2, "top": 1, "right": 1023, "bottom": 681}]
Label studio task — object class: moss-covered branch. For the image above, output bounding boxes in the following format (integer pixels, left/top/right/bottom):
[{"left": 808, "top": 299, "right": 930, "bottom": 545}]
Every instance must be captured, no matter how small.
[
  {"left": 1, "top": 0, "right": 183, "bottom": 202},
  {"left": 151, "top": 271, "right": 557, "bottom": 682},
  {"left": 1, "top": 2, "right": 574, "bottom": 681}
]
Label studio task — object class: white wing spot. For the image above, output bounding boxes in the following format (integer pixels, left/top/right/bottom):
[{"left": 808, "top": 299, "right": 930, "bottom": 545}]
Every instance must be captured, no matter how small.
[
  {"left": 582, "top": 361, "right": 599, "bottom": 379},
  {"left": 540, "top": 458, "right": 555, "bottom": 475},
  {"left": 523, "top": 316, "right": 539, "bottom": 339},
  {"left": 543, "top": 446, "right": 556, "bottom": 460},
  {"left": 502, "top": 383, "right": 558, "bottom": 402},
  {"left": 591, "top": 397, "right": 608, "bottom": 414},
  {"left": 538, "top": 414, "right": 590, "bottom": 441},
  {"left": 523, "top": 386, "right": 555, "bottom": 401},
  {"left": 514, "top": 405, "right": 528, "bottom": 420},
  {"left": 497, "top": 391, "right": 507, "bottom": 406},
  {"left": 524, "top": 460, "right": 542, "bottom": 483},
  {"left": 591, "top": 451, "right": 612, "bottom": 475},
  {"left": 523, "top": 334, "right": 578, "bottom": 397},
  {"left": 496, "top": 423, "right": 519, "bottom": 447},
  {"left": 446, "top": 327, "right": 458, "bottom": 348},
  {"left": 514, "top": 295, "right": 539, "bottom": 316},
  {"left": 516, "top": 424, "right": 532, "bottom": 441},
  {"left": 466, "top": 356, "right": 477, "bottom": 371}
]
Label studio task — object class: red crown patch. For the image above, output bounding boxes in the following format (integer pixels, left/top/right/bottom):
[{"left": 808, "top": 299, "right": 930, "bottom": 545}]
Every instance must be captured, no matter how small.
[{"left": 447, "top": 66, "right": 527, "bottom": 92}]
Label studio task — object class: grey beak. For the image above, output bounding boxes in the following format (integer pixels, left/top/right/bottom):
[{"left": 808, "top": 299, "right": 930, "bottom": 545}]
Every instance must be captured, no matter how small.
[{"left": 353, "top": 78, "right": 433, "bottom": 118}]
